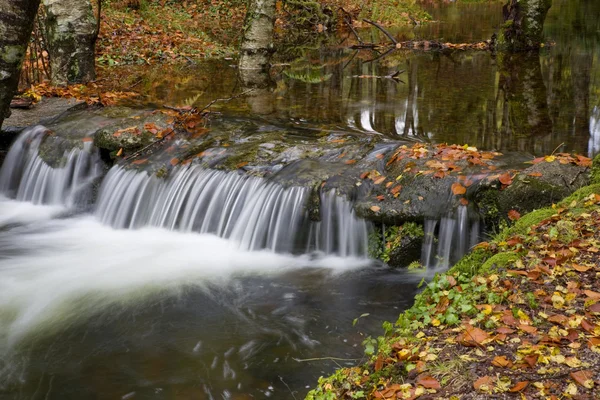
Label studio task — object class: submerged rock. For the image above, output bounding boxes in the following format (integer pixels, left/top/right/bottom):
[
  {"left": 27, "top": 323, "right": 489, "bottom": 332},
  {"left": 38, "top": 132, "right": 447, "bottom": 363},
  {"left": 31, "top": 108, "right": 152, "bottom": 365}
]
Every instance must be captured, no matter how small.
[{"left": 93, "top": 110, "right": 169, "bottom": 153}]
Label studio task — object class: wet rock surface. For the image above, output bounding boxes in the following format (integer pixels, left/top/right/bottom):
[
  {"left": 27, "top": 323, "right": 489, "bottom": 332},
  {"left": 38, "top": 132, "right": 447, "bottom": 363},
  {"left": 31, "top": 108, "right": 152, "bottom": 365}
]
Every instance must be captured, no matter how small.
[
  {"left": 3, "top": 106, "right": 593, "bottom": 267},
  {"left": 1, "top": 97, "right": 86, "bottom": 134}
]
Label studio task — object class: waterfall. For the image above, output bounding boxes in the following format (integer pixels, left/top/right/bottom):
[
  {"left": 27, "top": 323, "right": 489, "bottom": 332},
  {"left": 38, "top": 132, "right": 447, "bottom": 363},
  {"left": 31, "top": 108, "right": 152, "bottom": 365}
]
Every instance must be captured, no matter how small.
[
  {"left": 95, "top": 165, "right": 369, "bottom": 256},
  {"left": 0, "top": 126, "right": 102, "bottom": 207},
  {"left": 421, "top": 205, "right": 480, "bottom": 269}
]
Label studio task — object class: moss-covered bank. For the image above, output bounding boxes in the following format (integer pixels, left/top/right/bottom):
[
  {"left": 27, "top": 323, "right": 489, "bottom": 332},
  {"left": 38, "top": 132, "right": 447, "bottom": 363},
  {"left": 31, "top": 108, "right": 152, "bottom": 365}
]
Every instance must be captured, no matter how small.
[{"left": 307, "top": 158, "right": 600, "bottom": 399}]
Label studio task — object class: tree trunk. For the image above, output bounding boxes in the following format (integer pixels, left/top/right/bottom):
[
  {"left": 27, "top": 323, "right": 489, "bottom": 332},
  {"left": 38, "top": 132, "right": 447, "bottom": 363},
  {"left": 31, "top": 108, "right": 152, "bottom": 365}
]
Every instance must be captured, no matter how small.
[
  {"left": 238, "top": 0, "right": 276, "bottom": 87},
  {"left": 0, "top": 0, "right": 41, "bottom": 130},
  {"left": 44, "top": 0, "right": 97, "bottom": 86},
  {"left": 499, "top": 0, "right": 552, "bottom": 51}
]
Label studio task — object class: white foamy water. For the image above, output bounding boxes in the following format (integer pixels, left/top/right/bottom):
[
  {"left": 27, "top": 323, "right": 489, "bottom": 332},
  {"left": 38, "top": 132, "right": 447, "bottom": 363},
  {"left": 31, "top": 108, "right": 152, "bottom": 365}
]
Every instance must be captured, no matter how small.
[
  {"left": 96, "top": 165, "right": 369, "bottom": 256},
  {"left": 0, "top": 196, "right": 66, "bottom": 225},
  {"left": 0, "top": 214, "right": 369, "bottom": 347},
  {"left": 0, "top": 126, "right": 102, "bottom": 207}
]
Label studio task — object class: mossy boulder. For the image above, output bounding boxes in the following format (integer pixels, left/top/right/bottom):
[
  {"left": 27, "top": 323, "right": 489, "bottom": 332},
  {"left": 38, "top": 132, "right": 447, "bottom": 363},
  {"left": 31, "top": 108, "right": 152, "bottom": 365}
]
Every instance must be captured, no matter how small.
[
  {"left": 475, "top": 161, "right": 589, "bottom": 227},
  {"left": 591, "top": 153, "right": 600, "bottom": 184},
  {"left": 369, "top": 222, "right": 424, "bottom": 267}
]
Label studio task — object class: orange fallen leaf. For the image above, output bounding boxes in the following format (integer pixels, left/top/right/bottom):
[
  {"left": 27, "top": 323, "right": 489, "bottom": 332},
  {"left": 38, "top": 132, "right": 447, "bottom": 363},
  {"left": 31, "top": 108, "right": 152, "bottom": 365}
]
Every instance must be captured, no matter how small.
[
  {"left": 508, "top": 209, "right": 521, "bottom": 221},
  {"left": 518, "top": 324, "right": 537, "bottom": 334},
  {"left": 451, "top": 182, "right": 466, "bottom": 195},
  {"left": 170, "top": 158, "right": 180, "bottom": 166},
  {"left": 116, "top": 148, "right": 123, "bottom": 157},
  {"left": 491, "top": 355, "right": 513, "bottom": 368},
  {"left": 373, "top": 176, "right": 386, "bottom": 185},
  {"left": 416, "top": 374, "right": 441, "bottom": 390},
  {"left": 370, "top": 206, "right": 381, "bottom": 212},
  {"left": 572, "top": 264, "right": 592, "bottom": 272},
  {"left": 583, "top": 290, "right": 600, "bottom": 300},
  {"left": 458, "top": 325, "right": 489, "bottom": 346},
  {"left": 473, "top": 376, "right": 494, "bottom": 391},
  {"left": 498, "top": 172, "right": 513, "bottom": 185},
  {"left": 509, "top": 381, "right": 529, "bottom": 392}
]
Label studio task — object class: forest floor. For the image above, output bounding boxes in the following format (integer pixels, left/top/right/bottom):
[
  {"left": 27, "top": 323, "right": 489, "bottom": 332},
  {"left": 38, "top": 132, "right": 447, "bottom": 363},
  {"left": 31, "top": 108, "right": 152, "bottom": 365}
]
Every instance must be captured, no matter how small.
[{"left": 308, "top": 165, "right": 600, "bottom": 399}]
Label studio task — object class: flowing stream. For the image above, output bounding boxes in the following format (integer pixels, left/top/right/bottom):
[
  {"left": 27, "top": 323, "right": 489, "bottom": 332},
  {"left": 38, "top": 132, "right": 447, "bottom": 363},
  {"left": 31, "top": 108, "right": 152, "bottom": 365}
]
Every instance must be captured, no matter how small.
[
  {"left": 0, "top": 126, "right": 427, "bottom": 400},
  {"left": 1, "top": 1, "right": 598, "bottom": 398}
]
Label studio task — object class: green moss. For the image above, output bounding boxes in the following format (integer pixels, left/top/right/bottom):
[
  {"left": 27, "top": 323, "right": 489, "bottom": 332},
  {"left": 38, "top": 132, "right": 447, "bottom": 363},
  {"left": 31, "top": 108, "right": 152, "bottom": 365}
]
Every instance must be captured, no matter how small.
[
  {"left": 480, "top": 252, "right": 519, "bottom": 273},
  {"left": 559, "top": 183, "right": 600, "bottom": 206},
  {"left": 591, "top": 154, "right": 600, "bottom": 184},
  {"left": 369, "top": 222, "right": 424, "bottom": 264},
  {"left": 446, "top": 248, "right": 493, "bottom": 277},
  {"left": 497, "top": 207, "right": 557, "bottom": 240}
]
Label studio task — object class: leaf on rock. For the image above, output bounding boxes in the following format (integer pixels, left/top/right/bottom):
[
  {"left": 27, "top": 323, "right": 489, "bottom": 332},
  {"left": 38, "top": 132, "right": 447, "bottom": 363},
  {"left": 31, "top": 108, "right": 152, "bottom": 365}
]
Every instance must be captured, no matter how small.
[
  {"left": 370, "top": 206, "right": 381, "bottom": 212},
  {"left": 451, "top": 182, "right": 466, "bottom": 195},
  {"left": 498, "top": 172, "right": 513, "bottom": 185}
]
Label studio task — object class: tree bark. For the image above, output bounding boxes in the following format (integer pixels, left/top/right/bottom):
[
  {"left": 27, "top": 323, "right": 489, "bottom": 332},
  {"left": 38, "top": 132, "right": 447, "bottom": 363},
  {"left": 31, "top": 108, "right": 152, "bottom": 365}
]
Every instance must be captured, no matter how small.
[
  {"left": 499, "top": 0, "right": 552, "bottom": 51},
  {"left": 0, "top": 0, "right": 41, "bottom": 130},
  {"left": 44, "top": 0, "right": 97, "bottom": 86},
  {"left": 238, "top": 0, "right": 276, "bottom": 87}
]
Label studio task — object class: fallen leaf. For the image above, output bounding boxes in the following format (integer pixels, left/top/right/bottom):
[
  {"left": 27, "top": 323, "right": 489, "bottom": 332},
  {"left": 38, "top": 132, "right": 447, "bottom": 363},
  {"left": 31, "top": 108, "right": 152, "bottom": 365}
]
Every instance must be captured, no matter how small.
[
  {"left": 583, "top": 290, "right": 600, "bottom": 300},
  {"left": 498, "top": 172, "right": 513, "bottom": 185},
  {"left": 451, "top": 182, "right": 466, "bottom": 195},
  {"left": 509, "top": 381, "right": 529, "bottom": 392},
  {"left": 416, "top": 374, "right": 441, "bottom": 390},
  {"left": 508, "top": 209, "right": 521, "bottom": 221},
  {"left": 370, "top": 206, "right": 381, "bottom": 212},
  {"left": 473, "top": 376, "right": 494, "bottom": 392},
  {"left": 492, "top": 355, "right": 513, "bottom": 368},
  {"left": 570, "top": 370, "right": 594, "bottom": 389}
]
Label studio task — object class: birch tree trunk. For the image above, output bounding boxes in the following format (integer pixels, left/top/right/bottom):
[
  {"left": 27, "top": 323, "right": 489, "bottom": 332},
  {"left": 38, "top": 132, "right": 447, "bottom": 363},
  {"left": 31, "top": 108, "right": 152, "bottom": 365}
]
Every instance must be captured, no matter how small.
[
  {"left": 44, "top": 0, "right": 97, "bottom": 86},
  {"left": 499, "top": 0, "right": 552, "bottom": 51},
  {"left": 238, "top": 0, "right": 276, "bottom": 88},
  {"left": 0, "top": 0, "right": 41, "bottom": 129}
]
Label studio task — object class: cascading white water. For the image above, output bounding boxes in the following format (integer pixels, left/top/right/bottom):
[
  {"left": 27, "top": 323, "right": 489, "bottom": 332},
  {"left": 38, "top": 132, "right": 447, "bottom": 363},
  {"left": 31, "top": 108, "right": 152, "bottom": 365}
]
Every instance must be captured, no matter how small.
[
  {"left": 0, "top": 126, "right": 102, "bottom": 207},
  {"left": 95, "top": 165, "right": 369, "bottom": 256},
  {"left": 421, "top": 205, "right": 480, "bottom": 269}
]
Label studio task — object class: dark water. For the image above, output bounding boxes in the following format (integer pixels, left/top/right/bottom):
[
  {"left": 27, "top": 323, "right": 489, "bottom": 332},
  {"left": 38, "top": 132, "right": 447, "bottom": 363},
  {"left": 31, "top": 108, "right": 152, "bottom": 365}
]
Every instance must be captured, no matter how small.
[
  {"left": 115, "top": 0, "right": 600, "bottom": 157},
  {"left": 0, "top": 211, "right": 424, "bottom": 400},
  {"left": 1, "top": 1, "right": 599, "bottom": 399}
]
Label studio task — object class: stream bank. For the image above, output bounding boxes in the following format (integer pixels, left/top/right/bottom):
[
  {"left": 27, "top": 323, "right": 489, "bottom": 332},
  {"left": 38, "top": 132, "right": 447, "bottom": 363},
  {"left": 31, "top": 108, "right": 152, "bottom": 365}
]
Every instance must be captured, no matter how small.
[{"left": 307, "top": 157, "right": 600, "bottom": 399}]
